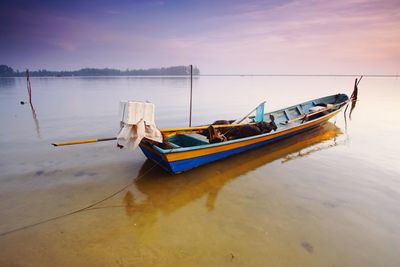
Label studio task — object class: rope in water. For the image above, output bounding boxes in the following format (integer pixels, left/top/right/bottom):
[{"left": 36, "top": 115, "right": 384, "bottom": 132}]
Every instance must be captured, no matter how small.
[{"left": 0, "top": 161, "right": 160, "bottom": 237}]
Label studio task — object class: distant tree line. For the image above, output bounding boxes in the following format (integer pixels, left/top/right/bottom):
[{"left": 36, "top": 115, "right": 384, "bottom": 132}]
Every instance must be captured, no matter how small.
[{"left": 0, "top": 65, "right": 200, "bottom": 77}]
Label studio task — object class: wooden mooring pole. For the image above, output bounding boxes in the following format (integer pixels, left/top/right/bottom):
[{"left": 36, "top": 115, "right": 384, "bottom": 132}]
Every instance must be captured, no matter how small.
[{"left": 189, "top": 64, "right": 193, "bottom": 127}]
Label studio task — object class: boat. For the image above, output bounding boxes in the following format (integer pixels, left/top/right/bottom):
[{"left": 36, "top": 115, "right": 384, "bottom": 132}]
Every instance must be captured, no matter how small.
[
  {"left": 51, "top": 74, "right": 360, "bottom": 175},
  {"left": 139, "top": 93, "right": 350, "bottom": 174}
]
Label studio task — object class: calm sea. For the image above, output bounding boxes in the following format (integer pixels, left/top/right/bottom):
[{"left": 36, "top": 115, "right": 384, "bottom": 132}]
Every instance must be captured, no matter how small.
[{"left": 0, "top": 76, "right": 399, "bottom": 266}]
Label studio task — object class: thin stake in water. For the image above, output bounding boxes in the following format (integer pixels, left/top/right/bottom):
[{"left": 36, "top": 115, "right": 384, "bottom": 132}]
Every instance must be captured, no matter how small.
[
  {"left": 189, "top": 64, "right": 193, "bottom": 127},
  {"left": 26, "top": 69, "right": 33, "bottom": 105}
]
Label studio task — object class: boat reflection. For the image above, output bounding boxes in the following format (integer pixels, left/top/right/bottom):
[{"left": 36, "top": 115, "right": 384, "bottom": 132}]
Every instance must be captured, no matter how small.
[
  {"left": 281, "top": 127, "right": 345, "bottom": 163},
  {"left": 123, "top": 122, "right": 343, "bottom": 219}
]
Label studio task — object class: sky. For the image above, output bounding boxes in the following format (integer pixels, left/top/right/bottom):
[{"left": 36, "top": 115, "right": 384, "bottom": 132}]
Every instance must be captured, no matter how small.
[{"left": 0, "top": 0, "right": 399, "bottom": 74}]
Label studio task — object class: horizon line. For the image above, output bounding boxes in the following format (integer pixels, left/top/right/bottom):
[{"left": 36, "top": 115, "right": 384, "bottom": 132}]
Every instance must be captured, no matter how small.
[{"left": 1, "top": 74, "right": 398, "bottom": 78}]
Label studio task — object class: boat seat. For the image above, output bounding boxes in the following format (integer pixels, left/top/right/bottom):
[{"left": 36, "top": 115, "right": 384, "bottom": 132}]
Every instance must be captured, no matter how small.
[
  {"left": 167, "top": 134, "right": 209, "bottom": 148},
  {"left": 309, "top": 106, "right": 326, "bottom": 112},
  {"left": 158, "top": 141, "right": 180, "bottom": 149}
]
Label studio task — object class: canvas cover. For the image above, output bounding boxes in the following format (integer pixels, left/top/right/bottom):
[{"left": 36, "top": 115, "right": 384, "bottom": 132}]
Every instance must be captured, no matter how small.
[
  {"left": 117, "top": 101, "right": 162, "bottom": 149},
  {"left": 119, "top": 101, "right": 156, "bottom": 125}
]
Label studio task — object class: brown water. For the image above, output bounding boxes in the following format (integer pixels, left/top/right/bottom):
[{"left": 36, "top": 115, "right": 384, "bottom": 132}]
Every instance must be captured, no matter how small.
[{"left": 0, "top": 76, "right": 399, "bottom": 267}]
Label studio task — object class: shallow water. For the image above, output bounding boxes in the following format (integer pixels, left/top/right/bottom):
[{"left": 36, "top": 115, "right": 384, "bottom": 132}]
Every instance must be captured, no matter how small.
[{"left": 0, "top": 76, "right": 400, "bottom": 266}]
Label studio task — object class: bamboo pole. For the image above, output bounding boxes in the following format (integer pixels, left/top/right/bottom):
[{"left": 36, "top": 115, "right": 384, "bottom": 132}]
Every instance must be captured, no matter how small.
[{"left": 52, "top": 137, "right": 117, "bottom": 147}]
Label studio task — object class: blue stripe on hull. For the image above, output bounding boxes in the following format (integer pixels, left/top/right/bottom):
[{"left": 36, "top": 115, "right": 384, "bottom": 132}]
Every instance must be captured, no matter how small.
[
  {"left": 140, "top": 145, "right": 173, "bottom": 172},
  {"left": 142, "top": 123, "right": 322, "bottom": 174}
]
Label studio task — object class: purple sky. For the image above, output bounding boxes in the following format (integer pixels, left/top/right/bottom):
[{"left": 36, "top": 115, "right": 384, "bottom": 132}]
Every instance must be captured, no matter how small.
[{"left": 1, "top": 0, "right": 399, "bottom": 73}]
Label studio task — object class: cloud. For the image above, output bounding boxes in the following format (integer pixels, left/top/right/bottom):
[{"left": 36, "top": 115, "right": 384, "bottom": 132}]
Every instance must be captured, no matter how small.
[{"left": 156, "top": 0, "right": 400, "bottom": 73}]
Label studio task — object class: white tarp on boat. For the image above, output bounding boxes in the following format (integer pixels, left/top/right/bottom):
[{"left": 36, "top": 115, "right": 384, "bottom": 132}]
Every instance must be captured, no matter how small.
[{"left": 117, "top": 101, "right": 162, "bottom": 149}]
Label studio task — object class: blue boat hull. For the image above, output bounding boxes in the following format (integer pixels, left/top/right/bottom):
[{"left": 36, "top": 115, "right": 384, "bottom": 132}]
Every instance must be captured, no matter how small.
[{"left": 140, "top": 122, "right": 323, "bottom": 174}]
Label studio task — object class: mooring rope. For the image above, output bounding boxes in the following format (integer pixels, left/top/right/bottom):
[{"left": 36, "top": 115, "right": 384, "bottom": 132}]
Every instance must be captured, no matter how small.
[{"left": 0, "top": 161, "right": 160, "bottom": 237}]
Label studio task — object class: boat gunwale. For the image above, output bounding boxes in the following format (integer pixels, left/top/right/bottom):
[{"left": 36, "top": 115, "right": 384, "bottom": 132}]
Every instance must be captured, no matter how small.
[
  {"left": 159, "top": 94, "right": 343, "bottom": 134},
  {"left": 150, "top": 98, "right": 348, "bottom": 155}
]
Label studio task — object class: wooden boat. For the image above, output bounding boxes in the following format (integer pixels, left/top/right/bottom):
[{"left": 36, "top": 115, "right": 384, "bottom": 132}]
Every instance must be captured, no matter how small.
[{"left": 139, "top": 93, "right": 349, "bottom": 174}]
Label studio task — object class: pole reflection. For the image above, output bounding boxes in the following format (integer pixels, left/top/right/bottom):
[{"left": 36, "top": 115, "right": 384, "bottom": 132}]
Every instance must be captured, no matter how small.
[{"left": 29, "top": 103, "right": 41, "bottom": 138}]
